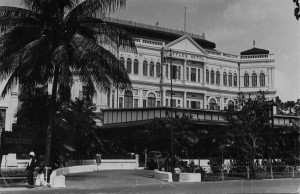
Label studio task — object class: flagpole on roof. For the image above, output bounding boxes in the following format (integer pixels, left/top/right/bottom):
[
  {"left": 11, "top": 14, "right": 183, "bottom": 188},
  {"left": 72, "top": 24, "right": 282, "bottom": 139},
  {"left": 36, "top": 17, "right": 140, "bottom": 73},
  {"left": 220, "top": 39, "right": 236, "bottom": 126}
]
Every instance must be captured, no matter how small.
[{"left": 184, "top": 6, "right": 187, "bottom": 34}]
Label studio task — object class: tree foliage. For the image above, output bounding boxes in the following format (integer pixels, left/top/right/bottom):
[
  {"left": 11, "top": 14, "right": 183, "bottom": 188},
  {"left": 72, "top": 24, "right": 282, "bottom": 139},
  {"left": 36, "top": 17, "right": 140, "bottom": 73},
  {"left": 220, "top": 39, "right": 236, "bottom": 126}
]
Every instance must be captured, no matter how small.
[
  {"left": 276, "top": 97, "right": 300, "bottom": 116},
  {"left": 15, "top": 87, "right": 50, "bottom": 155},
  {"left": 294, "top": 0, "right": 300, "bottom": 20},
  {"left": 143, "top": 114, "right": 201, "bottom": 157},
  {"left": 15, "top": 88, "right": 101, "bottom": 162},
  {"left": 222, "top": 91, "right": 272, "bottom": 177},
  {"left": 56, "top": 99, "right": 100, "bottom": 158},
  {"left": 0, "top": 0, "right": 136, "bottom": 164}
]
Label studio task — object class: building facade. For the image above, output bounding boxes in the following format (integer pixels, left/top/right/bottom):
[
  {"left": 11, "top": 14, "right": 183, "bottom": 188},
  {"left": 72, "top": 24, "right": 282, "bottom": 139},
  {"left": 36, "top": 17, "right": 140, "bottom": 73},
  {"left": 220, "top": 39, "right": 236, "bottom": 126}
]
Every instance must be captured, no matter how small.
[
  {"left": 73, "top": 18, "right": 276, "bottom": 116},
  {"left": 0, "top": 17, "right": 277, "bottom": 132}
]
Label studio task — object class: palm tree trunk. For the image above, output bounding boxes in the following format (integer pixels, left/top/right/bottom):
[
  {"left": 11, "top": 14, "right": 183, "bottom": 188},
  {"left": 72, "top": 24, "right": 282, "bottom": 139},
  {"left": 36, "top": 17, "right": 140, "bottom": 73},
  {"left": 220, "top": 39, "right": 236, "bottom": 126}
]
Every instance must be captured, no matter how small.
[{"left": 45, "top": 63, "right": 60, "bottom": 167}]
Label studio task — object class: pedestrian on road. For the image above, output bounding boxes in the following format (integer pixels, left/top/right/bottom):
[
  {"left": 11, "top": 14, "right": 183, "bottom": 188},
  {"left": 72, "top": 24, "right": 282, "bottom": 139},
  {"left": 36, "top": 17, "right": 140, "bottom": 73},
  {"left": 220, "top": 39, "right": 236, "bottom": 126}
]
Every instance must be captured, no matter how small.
[
  {"left": 143, "top": 148, "right": 148, "bottom": 167},
  {"left": 26, "top": 151, "right": 37, "bottom": 188},
  {"left": 35, "top": 155, "right": 50, "bottom": 187},
  {"left": 94, "top": 153, "right": 102, "bottom": 171}
]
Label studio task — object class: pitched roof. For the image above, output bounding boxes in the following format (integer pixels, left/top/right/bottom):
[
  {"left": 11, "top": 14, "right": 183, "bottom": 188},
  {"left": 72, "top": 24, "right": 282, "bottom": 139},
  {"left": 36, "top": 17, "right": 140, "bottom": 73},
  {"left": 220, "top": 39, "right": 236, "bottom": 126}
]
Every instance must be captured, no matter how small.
[
  {"left": 240, "top": 47, "right": 269, "bottom": 55},
  {"left": 104, "top": 17, "right": 216, "bottom": 49}
]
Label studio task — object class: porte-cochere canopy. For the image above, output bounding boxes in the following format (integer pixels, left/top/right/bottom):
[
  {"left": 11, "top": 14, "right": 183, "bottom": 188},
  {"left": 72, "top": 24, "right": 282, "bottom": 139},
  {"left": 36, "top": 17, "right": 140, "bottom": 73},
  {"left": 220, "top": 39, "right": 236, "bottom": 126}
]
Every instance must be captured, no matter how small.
[{"left": 101, "top": 107, "right": 299, "bottom": 129}]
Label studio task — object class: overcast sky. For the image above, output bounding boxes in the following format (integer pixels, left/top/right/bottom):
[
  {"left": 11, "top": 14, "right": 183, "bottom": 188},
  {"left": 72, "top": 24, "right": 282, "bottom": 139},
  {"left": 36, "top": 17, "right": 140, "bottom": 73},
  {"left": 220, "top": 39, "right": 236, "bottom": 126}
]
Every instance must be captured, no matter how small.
[{"left": 1, "top": 0, "right": 299, "bottom": 101}]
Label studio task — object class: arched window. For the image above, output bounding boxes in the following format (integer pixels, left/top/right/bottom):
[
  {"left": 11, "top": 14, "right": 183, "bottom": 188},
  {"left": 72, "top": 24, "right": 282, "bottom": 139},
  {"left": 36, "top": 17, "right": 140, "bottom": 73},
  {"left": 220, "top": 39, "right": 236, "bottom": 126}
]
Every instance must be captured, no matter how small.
[
  {"left": 126, "top": 58, "right": 132, "bottom": 74},
  {"left": 216, "top": 71, "right": 220, "bottom": 85},
  {"left": 228, "top": 73, "right": 232, "bottom": 86},
  {"left": 223, "top": 72, "right": 227, "bottom": 86},
  {"left": 206, "top": 69, "right": 209, "bottom": 83},
  {"left": 209, "top": 98, "right": 217, "bottom": 110},
  {"left": 120, "top": 57, "right": 124, "bottom": 66},
  {"left": 133, "top": 59, "right": 139, "bottom": 74},
  {"left": 143, "top": 61, "right": 148, "bottom": 76},
  {"left": 244, "top": 73, "right": 249, "bottom": 87},
  {"left": 156, "top": 62, "right": 160, "bottom": 77},
  {"left": 124, "top": 90, "right": 133, "bottom": 108},
  {"left": 228, "top": 100, "right": 234, "bottom": 110},
  {"left": 149, "top": 62, "right": 154, "bottom": 76},
  {"left": 252, "top": 73, "right": 257, "bottom": 87},
  {"left": 210, "top": 70, "right": 215, "bottom": 84},
  {"left": 148, "top": 93, "right": 156, "bottom": 107},
  {"left": 234, "top": 73, "right": 237, "bottom": 87},
  {"left": 260, "top": 73, "right": 265, "bottom": 86}
]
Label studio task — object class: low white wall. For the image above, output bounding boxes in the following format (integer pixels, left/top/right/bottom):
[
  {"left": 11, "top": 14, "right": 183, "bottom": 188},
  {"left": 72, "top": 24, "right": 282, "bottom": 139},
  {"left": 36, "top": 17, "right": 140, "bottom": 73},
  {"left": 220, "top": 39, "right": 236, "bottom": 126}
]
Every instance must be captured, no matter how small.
[
  {"left": 179, "top": 173, "right": 201, "bottom": 182},
  {"left": 153, "top": 170, "right": 173, "bottom": 182},
  {"left": 69, "top": 159, "right": 138, "bottom": 170},
  {"left": 50, "top": 156, "right": 139, "bottom": 188}
]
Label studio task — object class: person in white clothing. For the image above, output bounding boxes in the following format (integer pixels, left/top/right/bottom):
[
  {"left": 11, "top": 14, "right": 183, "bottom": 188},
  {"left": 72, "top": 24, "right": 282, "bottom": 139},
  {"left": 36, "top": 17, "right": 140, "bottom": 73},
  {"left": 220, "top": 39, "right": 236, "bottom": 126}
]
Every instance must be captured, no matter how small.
[{"left": 35, "top": 155, "right": 50, "bottom": 187}]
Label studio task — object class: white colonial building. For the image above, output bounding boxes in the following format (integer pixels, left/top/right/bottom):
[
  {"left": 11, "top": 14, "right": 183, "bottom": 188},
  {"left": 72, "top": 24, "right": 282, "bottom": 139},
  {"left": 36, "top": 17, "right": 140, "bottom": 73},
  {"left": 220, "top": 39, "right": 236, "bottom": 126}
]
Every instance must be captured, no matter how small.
[
  {"left": 0, "top": 17, "right": 276, "bottom": 132},
  {"left": 72, "top": 18, "right": 276, "bottom": 115}
]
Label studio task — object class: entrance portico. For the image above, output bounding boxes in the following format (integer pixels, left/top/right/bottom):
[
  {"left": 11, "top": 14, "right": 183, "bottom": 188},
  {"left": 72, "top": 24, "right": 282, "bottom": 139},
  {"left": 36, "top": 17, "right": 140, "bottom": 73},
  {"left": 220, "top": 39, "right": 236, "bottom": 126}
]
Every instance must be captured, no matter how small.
[{"left": 161, "top": 35, "right": 208, "bottom": 109}]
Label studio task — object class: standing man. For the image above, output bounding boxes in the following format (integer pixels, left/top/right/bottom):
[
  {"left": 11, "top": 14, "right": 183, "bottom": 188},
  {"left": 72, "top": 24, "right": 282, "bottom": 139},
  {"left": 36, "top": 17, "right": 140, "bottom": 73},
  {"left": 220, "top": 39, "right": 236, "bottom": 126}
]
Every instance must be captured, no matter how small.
[
  {"left": 94, "top": 153, "right": 102, "bottom": 171},
  {"left": 26, "top": 151, "right": 36, "bottom": 188},
  {"left": 144, "top": 148, "right": 148, "bottom": 167},
  {"left": 35, "top": 155, "right": 49, "bottom": 187}
]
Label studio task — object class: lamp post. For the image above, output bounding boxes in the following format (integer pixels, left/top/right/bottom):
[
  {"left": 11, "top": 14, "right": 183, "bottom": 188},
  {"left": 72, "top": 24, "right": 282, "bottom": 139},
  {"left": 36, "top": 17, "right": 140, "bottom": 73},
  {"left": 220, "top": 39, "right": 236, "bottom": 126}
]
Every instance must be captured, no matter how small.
[
  {"left": 162, "top": 47, "right": 174, "bottom": 176},
  {"left": 170, "top": 51, "right": 174, "bottom": 176},
  {"left": 266, "top": 100, "right": 277, "bottom": 176}
]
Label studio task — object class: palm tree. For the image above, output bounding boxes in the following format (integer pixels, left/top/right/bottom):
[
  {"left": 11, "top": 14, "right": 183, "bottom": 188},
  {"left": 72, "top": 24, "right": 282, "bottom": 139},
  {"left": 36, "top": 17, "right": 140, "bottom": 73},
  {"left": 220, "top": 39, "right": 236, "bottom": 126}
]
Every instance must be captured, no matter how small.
[{"left": 0, "top": 0, "right": 136, "bottom": 165}]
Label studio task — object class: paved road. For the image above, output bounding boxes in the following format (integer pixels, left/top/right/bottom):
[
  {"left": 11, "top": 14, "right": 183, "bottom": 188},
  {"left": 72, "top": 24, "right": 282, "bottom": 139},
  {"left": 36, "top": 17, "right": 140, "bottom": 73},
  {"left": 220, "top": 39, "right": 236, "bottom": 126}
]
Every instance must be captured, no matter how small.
[{"left": 1, "top": 170, "right": 300, "bottom": 193}]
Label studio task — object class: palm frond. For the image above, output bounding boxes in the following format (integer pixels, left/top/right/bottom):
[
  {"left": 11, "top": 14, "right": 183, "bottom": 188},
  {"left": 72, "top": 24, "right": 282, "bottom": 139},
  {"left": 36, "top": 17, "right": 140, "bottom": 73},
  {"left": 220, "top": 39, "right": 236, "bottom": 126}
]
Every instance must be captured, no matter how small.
[
  {"left": 1, "top": 69, "right": 20, "bottom": 98},
  {"left": 65, "top": 0, "right": 126, "bottom": 23},
  {"left": 0, "top": 6, "right": 40, "bottom": 33},
  {"left": 76, "top": 25, "right": 98, "bottom": 41},
  {"left": 0, "top": 6, "right": 39, "bottom": 32},
  {"left": 0, "top": 25, "right": 41, "bottom": 67},
  {"left": 72, "top": 42, "right": 112, "bottom": 92},
  {"left": 0, "top": 18, "right": 40, "bottom": 32},
  {"left": 71, "top": 33, "right": 131, "bottom": 91},
  {"left": 1, "top": 36, "right": 53, "bottom": 97},
  {"left": 56, "top": 45, "right": 74, "bottom": 88},
  {"left": 21, "top": 0, "right": 63, "bottom": 16},
  {"left": 22, "top": 0, "right": 78, "bottom": 11}
]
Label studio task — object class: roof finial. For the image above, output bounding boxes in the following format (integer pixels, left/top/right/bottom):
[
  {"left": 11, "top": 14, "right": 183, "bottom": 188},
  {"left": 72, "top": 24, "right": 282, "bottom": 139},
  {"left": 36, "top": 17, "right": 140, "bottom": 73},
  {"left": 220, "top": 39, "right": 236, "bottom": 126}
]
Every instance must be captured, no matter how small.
[
  {"left": 253, "top": 40, "right": 255, "bottom": 48},
  {"left": 155, "top": 20, "right": 159, "bottom": 27}
]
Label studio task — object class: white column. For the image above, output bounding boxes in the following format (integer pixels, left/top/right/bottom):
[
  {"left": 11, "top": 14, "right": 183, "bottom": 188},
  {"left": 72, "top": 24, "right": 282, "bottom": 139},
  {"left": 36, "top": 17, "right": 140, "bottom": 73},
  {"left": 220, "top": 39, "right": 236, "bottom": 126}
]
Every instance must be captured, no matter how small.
[
  {"left": 203, "top": 64, "right": 206, "bottom": 86},
  {"left": 220, "top": 69, "right": 223, "bottom": 86},
  {"left": 196, "top": 68, "right": 198, "bottom": 83},
  {"left": 268, "top": 68, "right": 272, "bottom": 89},
  {"left": 249, "top": 71, "right": 252, "bottom": 87},
  {"left": 161, "top": 62, "right": 165, "bottom": 83},
  {"left": 183, "top": 92, "right": 187, "bottom": 108},
  {"left": 183, "top": 60, "right": 187, "bottom": 83},
  {"left": 271, "top": 68, "right": 275, "bottom": 89},
  {"left": 203, "top": 93, "right": 207, "bottom": 109},
  {"left": 139, "top": 59, "right": 142, "bottom": 76},
  {"left": 162, "top": 89, "right": 166, "bottom": 106},
  {"left": 139, "top": 89, "right": 143, "bottom": 107}
]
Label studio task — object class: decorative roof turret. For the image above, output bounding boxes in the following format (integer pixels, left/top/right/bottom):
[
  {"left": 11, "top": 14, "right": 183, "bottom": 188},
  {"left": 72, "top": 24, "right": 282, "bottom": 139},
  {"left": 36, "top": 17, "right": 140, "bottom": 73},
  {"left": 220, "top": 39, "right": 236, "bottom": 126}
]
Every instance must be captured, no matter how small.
[{"left": 240, "top": 40, "right": 269, "bottom": 55}]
